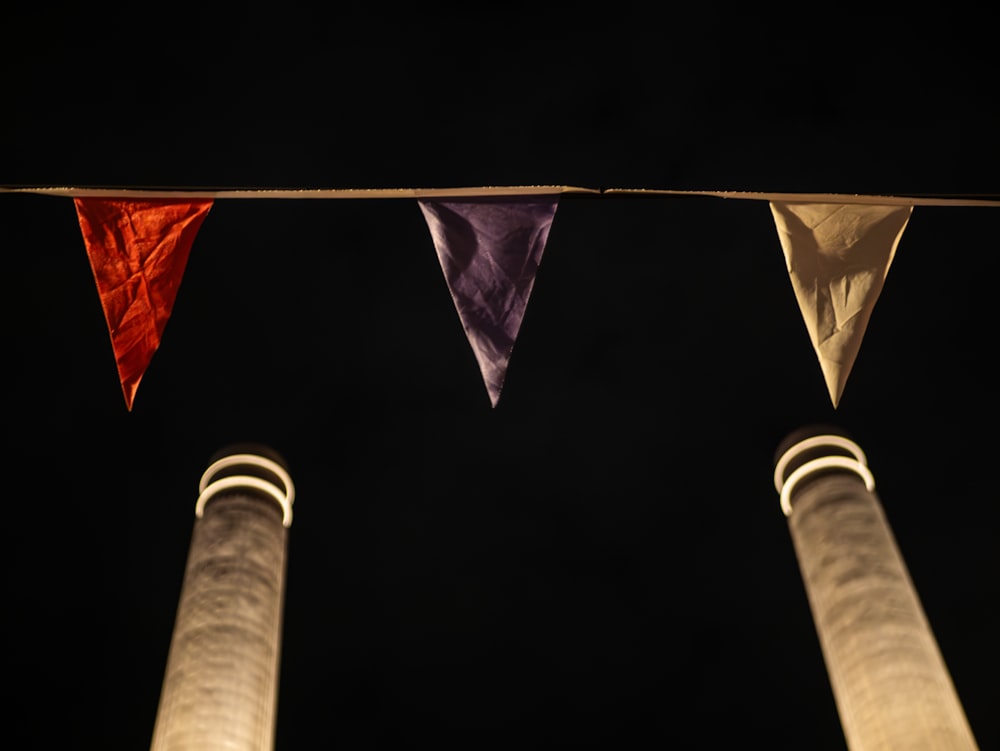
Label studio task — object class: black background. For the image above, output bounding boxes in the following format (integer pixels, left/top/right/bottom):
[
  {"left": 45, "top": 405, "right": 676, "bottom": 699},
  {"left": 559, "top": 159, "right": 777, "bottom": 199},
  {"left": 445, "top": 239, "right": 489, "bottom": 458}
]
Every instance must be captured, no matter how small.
[{"left": 3, "top": 7, "right": 998, "bottom": 749}]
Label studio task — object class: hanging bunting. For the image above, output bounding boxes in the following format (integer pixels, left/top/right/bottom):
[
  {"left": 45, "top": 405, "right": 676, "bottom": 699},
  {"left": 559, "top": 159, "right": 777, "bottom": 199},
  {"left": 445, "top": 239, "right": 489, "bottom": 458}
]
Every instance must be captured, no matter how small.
[
  {"left": 418, "top": 195, "right": 560, "bottom": 407},
  {"left": 75, "top": 197, "right": 214, "bottom": 410},
  {"left": 3, "top": 186, "right": 990, "bottom": 413},
  {"left": 770, "top": 201, "right": 913, "bottom": 408}
]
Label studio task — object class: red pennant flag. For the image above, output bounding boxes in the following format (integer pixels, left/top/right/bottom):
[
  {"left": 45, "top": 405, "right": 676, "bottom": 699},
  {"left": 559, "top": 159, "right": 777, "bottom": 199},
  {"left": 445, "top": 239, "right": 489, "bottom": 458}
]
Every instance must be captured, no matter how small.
[
  {"left": 75, "top": 198, "right": 213, "bottom": 410},
  {"left": 418, "top": 196, "right": 559, "bottom": 407}
]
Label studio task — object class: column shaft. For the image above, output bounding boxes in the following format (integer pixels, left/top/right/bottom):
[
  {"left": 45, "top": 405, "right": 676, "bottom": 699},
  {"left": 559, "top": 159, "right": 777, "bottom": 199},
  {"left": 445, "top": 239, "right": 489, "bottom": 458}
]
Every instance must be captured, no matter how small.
[
  {"left": 150, "top": 457, "right": 291, "bottom": 751},
  {"left": 777, "top": 430, "right": 978, "bottom": 751}
]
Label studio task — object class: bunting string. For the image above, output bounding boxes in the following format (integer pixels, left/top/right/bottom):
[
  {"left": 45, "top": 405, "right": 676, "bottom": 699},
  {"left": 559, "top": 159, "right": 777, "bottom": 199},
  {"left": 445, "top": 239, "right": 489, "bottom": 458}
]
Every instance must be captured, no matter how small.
[{"left": 3, "top": 185, "right": 1000, "bottom": 205}]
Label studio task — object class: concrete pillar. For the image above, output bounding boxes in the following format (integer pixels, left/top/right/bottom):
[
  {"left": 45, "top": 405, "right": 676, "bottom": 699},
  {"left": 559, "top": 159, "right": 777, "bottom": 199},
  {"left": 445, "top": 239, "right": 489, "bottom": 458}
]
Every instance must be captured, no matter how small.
[
  {"left": 773, "top": 426, "right": 978, "bottom": 751},
  {"left": 149, "top": 444, "right": 295, "bottom": 751}
]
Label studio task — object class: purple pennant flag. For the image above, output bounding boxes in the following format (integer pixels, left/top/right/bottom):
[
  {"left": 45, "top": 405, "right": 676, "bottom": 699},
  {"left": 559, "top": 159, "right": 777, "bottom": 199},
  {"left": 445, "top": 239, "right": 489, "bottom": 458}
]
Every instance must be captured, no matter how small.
[{"left": 418, "top": 195, "right": 560, "bottom": 407}]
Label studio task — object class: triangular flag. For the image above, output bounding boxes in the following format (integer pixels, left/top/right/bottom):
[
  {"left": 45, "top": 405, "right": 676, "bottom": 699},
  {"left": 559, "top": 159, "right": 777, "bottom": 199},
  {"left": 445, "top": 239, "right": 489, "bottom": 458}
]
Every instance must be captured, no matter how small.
[
  {"left": 75, "top": 198, "right": 213, "bottom": 410},
  {"left": 418, "top": 196, "right": 559, "bottom": 407},
  {"left": 770, "top": 201, "right": 913, "bottom": 407}
]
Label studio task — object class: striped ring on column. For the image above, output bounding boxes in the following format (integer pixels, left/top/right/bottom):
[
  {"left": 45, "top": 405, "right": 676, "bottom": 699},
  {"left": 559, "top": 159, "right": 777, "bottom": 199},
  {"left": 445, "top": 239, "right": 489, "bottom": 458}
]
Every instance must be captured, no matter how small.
[
  {"left": 196, "top": 453, "right": 296, "bottom": 527},
  {"left": 774, "top": 435, "right": 875, "bottom": 517}
]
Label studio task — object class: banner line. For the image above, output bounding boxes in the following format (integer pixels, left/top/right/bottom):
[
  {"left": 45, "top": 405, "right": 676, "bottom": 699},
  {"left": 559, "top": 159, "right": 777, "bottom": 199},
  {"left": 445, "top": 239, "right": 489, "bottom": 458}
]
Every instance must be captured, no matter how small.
[{"left": 2, "top": 185, "right": 1000, "bottom": 206}]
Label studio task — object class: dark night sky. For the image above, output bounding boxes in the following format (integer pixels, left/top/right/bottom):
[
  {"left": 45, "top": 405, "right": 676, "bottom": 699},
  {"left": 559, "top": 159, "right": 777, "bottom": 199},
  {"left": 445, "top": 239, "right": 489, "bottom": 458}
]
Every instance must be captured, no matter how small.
[{"left": 3, "top": 8, "right": 998, "bottom": 750}]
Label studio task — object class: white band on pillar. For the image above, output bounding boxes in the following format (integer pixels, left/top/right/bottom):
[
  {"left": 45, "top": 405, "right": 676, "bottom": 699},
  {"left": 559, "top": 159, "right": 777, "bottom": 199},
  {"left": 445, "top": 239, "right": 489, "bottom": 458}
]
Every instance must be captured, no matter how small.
[
  {"left": 778, "top": 456, "right": 876, "bottom": 517},
  {"left": 196, "top": 453, "right": 296, "bottom": 527},
  {"left": 774, "top": 435, "right": 875, "bottom": 517}
]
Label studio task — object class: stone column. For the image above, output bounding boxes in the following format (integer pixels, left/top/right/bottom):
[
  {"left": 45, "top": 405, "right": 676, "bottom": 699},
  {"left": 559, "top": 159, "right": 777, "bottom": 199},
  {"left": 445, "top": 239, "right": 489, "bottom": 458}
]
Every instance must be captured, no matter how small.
[
  {"left": 149, "top": 444, "right": 295, "bottom": 751},
  {"left": 773, "top": 426, "right": 978, "bottom": 751}
]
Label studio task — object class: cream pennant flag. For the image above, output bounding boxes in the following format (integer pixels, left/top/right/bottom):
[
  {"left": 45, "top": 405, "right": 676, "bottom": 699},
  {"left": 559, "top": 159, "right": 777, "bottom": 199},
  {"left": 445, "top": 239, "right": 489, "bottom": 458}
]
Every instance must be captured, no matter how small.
[
  {"left": 418, "top": 196, "right": 559, "bottom": 407},
  {"left": 770, "top": 201, "right": 913, "bottom": 407}
]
